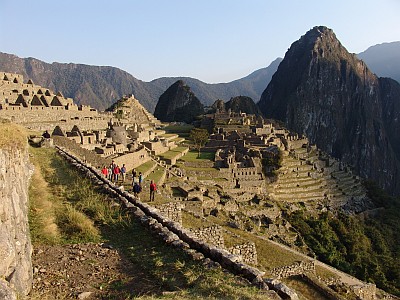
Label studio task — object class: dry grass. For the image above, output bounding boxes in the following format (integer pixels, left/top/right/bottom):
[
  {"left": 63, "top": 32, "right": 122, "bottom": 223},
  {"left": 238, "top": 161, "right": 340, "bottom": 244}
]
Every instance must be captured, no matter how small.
[
  {"left": 57, "top": 204, "right": 100, "bottom": 242},
  {"left": 29, "top": 148, "right": 61, "bottom": 244},
  {"left": 29, "top": 147, "right": 102, "bottom": 244},
  {"left": 0, "top": 120, "right": 27, "bottom": 149}
]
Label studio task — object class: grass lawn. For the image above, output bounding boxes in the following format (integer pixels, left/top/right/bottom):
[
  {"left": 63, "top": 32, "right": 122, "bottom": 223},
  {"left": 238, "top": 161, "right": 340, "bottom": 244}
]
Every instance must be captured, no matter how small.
[
  {"left": 135, "top": 160, "right": 157, "bottom": 174},
  {"left": 163, "top": 124, "right": 194, "bottom": 134},
  {"left": 146, "top": 166, "right": 166, "bottom": 185},
  {"left": 180, "top": 150, "right": 215, "bottom": 162},
  {"left": 159, "top": 147, "right": 189, "bottom": 160},
  {"left": 159, "top": 133, "right": 179, "bottom": 139}
]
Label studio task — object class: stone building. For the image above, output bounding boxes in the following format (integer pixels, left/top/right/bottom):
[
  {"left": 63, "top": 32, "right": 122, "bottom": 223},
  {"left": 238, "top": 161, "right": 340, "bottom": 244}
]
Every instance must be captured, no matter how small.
[{"left": 0, "top": 72, "right": 110, "bottom": 131}]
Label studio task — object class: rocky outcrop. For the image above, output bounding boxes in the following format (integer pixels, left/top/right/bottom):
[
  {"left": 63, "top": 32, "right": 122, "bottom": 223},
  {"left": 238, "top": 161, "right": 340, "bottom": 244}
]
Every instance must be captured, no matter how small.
[
  {"left": 211, "top": 96, "right": 263, "bottom": 116},
  {"left": 154, "top": 80, "right": 205, "bottom": 123},
  {"left": 0, "top": 122, "right": 33, "bottom": 298},
  {"left": 258, "top": 26, "right": 400, "bottom": 194}
]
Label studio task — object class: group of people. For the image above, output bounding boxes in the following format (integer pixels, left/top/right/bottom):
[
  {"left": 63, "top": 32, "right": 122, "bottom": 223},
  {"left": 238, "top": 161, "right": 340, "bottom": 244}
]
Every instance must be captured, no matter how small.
[
  {"left": 131, "top": 168, "right": 157, "bottom": 201},
  {"left": 101, "top": 164, "right": 156, "bottom": 201},
  {"left": 101, "top": 161, "right": 127, "bottom": 183}
]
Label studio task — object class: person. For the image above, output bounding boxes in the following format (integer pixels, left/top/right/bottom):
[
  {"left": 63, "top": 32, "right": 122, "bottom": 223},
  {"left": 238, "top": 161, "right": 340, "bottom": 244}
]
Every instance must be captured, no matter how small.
[
  {"left": 138, "top": 172, "right": 143, "bottom": 186},
  {"left": 149, "top": 180, "right": 156, "bottom": 201},
  {"left": 101, "top": 166, "right": 108, "bottom": 178},
  {"left": 133, "top": 181, "right": 141, "bottom": 199},
  {"left": 132, "top": 168, "right": 137, "bottom": 183},
  {"left": 120, "top": 164, "right": 127, "bottom": 182},
  {"left": 113, "top": 164, "right": 121, "bottom": 182},
  {"left": 108, "top": 164, "right": 113, "bottom": 181}
]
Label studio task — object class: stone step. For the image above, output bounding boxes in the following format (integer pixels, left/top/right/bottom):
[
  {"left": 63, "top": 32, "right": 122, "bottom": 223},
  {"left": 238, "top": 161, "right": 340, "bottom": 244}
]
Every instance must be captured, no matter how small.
[
  {"left": 273, "top": 189, "right": 327, "bottom": 198},
  {"left": 272, "top": 194, "right": 326, "bottom": 202}
]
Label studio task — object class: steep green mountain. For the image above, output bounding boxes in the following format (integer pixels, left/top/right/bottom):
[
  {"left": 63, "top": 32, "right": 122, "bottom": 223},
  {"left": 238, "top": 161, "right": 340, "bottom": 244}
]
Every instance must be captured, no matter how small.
[
  {"left": 257, "top": 26, "right": 400, "bottom": 194},
  {"left": 358, "top": 41, "right": 400, "bottom": 84},
  {"left": 154, "top": 80, "right": 204, "bottom": 123},
  {"left": 0, "top": 52, "right": 280, "bottom": 112}
]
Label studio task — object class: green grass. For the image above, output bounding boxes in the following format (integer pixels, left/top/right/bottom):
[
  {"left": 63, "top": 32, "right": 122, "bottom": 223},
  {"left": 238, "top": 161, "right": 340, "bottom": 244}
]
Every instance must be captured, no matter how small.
[
  {"left": 159, "top": 147, "right": 189, "bottom": 160},
  {"left": 180, "top": 150, "right": 215, "bottom": 162},
  {"left": 163, "top": 124, "right": 194, "bottom": 134},
  {"left": 146, "top": 166, "right": 166, "bottom": 186},
  {"left": 159, "top": 133, "right": 179, "bottom": 139},
  {"left": 135, "top": 160, "right": 157, "bottom": 174}
]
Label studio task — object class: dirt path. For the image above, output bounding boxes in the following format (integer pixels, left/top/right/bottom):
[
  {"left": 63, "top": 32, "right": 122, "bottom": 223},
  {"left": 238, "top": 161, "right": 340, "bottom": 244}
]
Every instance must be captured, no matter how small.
[{"left": 30, "top": 242, "right": 155, "bottom": 299}]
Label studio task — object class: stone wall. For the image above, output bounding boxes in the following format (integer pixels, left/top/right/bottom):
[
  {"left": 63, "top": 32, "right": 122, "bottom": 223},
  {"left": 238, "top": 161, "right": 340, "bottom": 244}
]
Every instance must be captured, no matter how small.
[
  {"left": 271, "top": 260, "right": 315, "bottom": 279},
  {"left": 189, "top": 225, "right": 225, "bottom": 249},
  {"left": 113, "top": 148, "right": 151, "bottom": 171},
  {"left": 0, "top": 107, "right": 110, "bottom": 132},
  {"left": 227, "top": 242, "right": 258, "bottom": 265},
  {"left": 155, "top": 202, "right": 183, "bottom": 224},
  {"left": 0, "top": 125, "right": 33, "bottom": 299}
]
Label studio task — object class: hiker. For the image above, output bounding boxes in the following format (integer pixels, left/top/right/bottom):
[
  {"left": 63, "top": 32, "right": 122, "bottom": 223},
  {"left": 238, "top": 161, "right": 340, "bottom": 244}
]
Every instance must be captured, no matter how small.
[
  {"left": 138, "top": 172, "right": 143, "bottom": 186},
  {"left": 101, "top": 166, "right": 108, "bottom": 178},
  {"left": 132, "top": 168, "right": 137, "bottom": 183},
  {"left": 149, "top": 180, "right": 156, "bottom": 201},
  {"left": 120, "top": 164, "right": 127, "bottom": 182},
  {"left": 113, "top": 164, "right": 121, "bottom": 182},
  {"left": 133, "top": 181, "right": 141, "bottom": 199},
  {"left": 108, "top": 164, "right": 113, "bottom": 180}
]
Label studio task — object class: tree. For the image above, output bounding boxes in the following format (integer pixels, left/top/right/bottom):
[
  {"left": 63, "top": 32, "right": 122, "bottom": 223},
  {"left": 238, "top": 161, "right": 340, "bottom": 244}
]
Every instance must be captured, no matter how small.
[{"left": 190, "top": 128, "right": 209, "bottom": 158}]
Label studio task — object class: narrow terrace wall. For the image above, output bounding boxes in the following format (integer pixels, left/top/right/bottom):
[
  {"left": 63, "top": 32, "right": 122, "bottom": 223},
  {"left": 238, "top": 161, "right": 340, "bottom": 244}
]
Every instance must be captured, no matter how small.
[
  {"left": 189, "top": 225, "right": 225, "bottom": 249},
  {"left": 227, "top": 242, "right": 258, "bottom": 265},
  {"left": 155, "top": 202, "right": 183, "bottom": 224}
]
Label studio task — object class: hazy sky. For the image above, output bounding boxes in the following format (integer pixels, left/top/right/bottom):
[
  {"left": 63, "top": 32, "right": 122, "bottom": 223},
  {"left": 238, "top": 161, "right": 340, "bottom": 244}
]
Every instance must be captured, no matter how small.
[{"left": 1, "top": 1, "right": 399, "bottom": 83}]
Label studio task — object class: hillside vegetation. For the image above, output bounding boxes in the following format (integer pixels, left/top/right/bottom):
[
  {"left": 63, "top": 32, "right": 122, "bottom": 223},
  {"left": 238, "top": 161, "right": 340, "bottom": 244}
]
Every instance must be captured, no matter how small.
[{"left": 286, "top": 183, "right": 400, "bottom": 296}]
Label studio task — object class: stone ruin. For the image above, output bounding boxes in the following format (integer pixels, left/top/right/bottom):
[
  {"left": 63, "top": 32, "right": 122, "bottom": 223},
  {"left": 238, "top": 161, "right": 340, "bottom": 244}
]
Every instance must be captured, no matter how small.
[{"left": 0, "top": 72, "right": 109, "bottom": 131}]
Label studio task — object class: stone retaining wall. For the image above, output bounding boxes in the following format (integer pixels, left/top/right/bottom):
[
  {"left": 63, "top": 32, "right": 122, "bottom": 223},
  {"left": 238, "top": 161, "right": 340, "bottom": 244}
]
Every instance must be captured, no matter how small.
[
  {"left": 227, "top": 242, "right": 258, "bottom": 265},
  {"left": 55, "top": 146, "right": 299, "bottom": 299},
  {"left": 271, "top": 260, "right": 315, "bottom": 279},
  {"left": 189, "top": 225, "right": 225, "bottom": 249},
  {"left": 155, "top": 202, "right": 183, "bottom": 224},
  {"left": 0, "top": 132, "right": 33, "bottom": 299}
]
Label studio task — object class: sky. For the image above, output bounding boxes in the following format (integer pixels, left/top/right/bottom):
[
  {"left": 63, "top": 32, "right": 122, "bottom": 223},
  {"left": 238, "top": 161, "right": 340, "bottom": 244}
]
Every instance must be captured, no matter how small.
[{"left": 1, "top": 0, "right": 399, "bottom": 83}]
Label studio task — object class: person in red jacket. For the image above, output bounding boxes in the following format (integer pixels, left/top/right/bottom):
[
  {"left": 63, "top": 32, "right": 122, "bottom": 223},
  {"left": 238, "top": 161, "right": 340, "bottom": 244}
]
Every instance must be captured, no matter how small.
[
  {"left": 113, "top": 165, "right": 121, "bottom": 182},
  {"left": 149, "top": 180, "right": 156, "bottom": 201},
  {"left": 101, "top": 166, "right": 108, "bottom": 178}
]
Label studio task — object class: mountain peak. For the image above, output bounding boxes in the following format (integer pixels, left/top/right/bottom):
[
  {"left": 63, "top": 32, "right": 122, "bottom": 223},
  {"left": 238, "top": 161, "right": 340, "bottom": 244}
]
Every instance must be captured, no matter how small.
[
  {"left": 257, "top": 26, "right": 400, "bottom": 194},
  {"left": 154, "top": 80, "right": 204, "bottom": 123}
]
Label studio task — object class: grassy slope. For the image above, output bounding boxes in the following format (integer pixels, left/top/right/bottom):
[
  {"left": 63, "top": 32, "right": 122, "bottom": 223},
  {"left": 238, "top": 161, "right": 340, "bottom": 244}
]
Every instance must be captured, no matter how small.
[{"left": 28, "top": 146, "right": 271, "bottom": 299}]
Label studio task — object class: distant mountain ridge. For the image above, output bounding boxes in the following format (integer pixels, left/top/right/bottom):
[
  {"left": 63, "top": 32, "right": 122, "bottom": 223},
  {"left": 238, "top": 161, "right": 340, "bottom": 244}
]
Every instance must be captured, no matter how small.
[
  {"left": 0, "top": 52, "right": 281, "bottom": 112},
  {"left": 357, "top": 41, "right": 400, "bottom": 84}
]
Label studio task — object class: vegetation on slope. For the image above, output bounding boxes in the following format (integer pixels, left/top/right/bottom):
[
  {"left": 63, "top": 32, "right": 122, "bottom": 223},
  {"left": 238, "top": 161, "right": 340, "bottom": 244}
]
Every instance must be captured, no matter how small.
[
  {"left": 28, "top": 146, "right": 269, "bottom": 299},
  {"left": 286, "top": 182, "right": 400, "bottom": 296}
]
